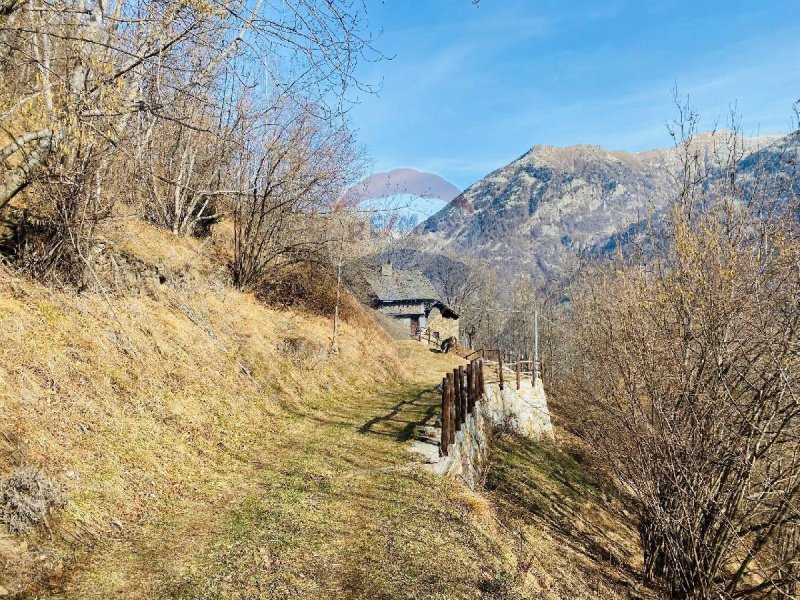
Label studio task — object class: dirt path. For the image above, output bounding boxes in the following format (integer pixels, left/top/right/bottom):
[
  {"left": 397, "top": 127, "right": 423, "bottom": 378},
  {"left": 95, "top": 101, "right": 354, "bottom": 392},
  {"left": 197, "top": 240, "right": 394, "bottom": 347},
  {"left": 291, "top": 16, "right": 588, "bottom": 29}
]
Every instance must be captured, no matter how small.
[
  {"left": 156, "top": 363, "right": 512, "bottom": 599},
  {"left": 61, "top": 344, "right": 653, "bottom": 599},
  {"left": 64, "top": 347, "right": 516, "bottom": 599}
]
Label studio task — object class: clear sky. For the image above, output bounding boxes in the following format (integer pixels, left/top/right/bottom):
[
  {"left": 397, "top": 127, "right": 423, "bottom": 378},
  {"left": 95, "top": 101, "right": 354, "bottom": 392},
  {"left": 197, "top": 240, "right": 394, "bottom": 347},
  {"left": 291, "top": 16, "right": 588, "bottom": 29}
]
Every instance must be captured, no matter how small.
[{"left": 350, "top": 0, "right": 800, "bottom": 190}]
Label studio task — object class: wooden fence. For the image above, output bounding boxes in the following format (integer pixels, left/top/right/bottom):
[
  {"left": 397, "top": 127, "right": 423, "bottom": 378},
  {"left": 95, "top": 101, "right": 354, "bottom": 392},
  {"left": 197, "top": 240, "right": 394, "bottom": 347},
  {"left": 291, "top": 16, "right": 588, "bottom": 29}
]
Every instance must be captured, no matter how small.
[
  {"left": 463, "top": 348, "right": 539, "bottom": 391},
  {"left": 488, "top": 358, "right": 537, "bottom": 392},
  {"left": 464, "top": 347, "right": 533, "bottom": 364},
  {"left": 415, "top": 327, "right": 441, "bottom": 348},
  {"left": 440, "top": 359, "right": 484, "bottom": 457},
  {"left": 438, "top": 352, "right": 541, "bottom": 456}
]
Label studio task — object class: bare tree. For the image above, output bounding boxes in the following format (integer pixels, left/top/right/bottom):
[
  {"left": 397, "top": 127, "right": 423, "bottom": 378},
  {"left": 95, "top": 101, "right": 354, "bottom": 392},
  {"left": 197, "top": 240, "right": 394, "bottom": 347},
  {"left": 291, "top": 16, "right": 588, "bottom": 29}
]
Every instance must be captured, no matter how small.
[
  {"left": 231, "top": 98, "right": 359, "bottom": 291},
  {"left": 560, "top": 103, "right": 800, "bottom": 598},
  {"left": 0, "top": 0, "right": 379, "bottom": 280},
  {"left": 420, "top": 247, "right": 482, "bottom": 311}
]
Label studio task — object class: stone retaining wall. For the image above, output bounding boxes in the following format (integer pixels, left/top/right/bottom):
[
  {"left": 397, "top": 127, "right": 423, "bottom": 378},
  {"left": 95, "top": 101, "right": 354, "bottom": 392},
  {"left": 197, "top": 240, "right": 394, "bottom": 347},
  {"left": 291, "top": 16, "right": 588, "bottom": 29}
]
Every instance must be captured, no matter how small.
[{"left": 411, "top": 378, "right": 554, "bottom": 489}]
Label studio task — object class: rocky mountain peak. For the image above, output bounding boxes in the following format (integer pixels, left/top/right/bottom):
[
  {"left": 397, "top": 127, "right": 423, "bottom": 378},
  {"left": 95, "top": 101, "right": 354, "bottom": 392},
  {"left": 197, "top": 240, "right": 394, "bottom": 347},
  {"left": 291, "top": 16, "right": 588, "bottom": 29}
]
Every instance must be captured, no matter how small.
[{"left": 419, "top": 131, "right": 798, "bottom": 284}]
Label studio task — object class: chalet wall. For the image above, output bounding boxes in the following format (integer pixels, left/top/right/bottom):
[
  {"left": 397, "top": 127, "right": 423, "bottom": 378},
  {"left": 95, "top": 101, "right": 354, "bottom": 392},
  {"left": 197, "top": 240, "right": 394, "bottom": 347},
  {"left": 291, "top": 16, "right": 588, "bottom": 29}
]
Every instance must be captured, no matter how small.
[{"left": 427, "top": 309, "right": 459, "bottom": 340}]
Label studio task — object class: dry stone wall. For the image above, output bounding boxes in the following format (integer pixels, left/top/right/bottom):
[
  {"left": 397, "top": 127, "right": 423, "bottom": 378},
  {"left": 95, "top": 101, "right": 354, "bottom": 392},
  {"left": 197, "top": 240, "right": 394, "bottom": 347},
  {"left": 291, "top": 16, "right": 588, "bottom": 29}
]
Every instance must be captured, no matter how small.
[{"left": 411, "top": 377, "right": 554, "bottom": 489}]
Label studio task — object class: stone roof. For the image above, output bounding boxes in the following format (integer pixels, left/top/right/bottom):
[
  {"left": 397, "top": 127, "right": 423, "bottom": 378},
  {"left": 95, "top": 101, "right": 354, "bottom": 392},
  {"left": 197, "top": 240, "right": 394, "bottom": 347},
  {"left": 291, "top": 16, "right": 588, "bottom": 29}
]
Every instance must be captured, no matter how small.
[
  {"left": 363, "top": 269, "right": 438, "bottom": 302},
  {"left": 376, "top": 304, "right": 426, "bottom": 316},
  {"left": 431, "top": 301, "right": 459, "bottom": 319}
]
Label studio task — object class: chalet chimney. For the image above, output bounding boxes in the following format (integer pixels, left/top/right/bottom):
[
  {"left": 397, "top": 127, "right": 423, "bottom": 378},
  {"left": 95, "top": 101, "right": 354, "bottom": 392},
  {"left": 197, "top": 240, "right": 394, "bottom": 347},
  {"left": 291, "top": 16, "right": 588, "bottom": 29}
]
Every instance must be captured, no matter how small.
[{"left": 381, "top": 261, "right": 392, "bottom": 277}]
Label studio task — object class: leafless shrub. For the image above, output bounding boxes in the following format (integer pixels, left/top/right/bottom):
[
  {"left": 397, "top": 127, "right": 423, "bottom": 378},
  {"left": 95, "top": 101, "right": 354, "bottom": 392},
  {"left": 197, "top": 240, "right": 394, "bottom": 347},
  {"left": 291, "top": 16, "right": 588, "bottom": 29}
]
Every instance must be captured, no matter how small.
[
  {"left": 277, "top": 335, "right": 326, "bottom": 369},
  {"left": 8, "top": 150, "right": 111, "bottom": 285},
  {"left": 559, "top": 102, "right": 800, "bottom": 598},
  {"left": 256, "top": 259, "right": 362, "bottom": 320},
  {"left": 231, "top": 99, "right": 361, "bottom": 291},
  {"left": 1, "top": 467, "right": 66, "bottom": 534}
]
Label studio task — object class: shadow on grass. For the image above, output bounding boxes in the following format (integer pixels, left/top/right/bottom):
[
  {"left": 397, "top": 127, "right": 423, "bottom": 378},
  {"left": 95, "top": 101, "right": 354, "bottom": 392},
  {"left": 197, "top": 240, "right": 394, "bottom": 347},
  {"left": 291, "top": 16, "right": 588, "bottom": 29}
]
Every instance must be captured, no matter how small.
[
  {"left": 358, "top": 386, "right": 439, "bottom": 442},
  {"left": 486, "top": 432, "right": 649, "bottom": 593}
]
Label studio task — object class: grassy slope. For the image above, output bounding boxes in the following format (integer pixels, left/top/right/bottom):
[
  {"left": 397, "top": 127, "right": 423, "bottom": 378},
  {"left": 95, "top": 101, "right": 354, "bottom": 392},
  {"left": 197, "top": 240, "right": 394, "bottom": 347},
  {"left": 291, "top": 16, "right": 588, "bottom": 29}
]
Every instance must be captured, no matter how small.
[
  {"left": 1, "top": 220, "right": 652, "bottom": 599},
  {"left": 485, "top": 430, "right": 658, "bottom": 599}
]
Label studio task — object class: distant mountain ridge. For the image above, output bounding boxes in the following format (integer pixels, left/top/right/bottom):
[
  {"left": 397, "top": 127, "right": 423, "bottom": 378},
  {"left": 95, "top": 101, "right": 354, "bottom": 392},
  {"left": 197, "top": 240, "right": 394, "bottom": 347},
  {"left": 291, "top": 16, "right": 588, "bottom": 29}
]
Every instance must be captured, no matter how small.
[{"left": 419, "top": 132, "right": 798, "bottom": 283}]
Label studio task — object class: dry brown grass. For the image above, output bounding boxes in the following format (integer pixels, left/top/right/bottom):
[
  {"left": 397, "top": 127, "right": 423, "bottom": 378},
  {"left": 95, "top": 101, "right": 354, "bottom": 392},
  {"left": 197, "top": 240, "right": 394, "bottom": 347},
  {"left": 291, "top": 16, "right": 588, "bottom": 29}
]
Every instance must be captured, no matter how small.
[
  {"left": 0, "top": 218, "right": 647, "bottom": 598},
  {"left": 0, "top": 219, "right": 411, "bottom": 596},
  {"left": 485, "top": 426, "right": 657, "bottom": 599}
]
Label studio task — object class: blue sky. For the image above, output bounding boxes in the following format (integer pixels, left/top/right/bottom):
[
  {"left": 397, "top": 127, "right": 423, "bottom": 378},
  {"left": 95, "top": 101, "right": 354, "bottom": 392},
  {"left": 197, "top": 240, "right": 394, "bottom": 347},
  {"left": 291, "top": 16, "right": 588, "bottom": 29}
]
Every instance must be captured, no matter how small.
[{"left": 350, "top": 0, "right": 800, "bottom": 190}]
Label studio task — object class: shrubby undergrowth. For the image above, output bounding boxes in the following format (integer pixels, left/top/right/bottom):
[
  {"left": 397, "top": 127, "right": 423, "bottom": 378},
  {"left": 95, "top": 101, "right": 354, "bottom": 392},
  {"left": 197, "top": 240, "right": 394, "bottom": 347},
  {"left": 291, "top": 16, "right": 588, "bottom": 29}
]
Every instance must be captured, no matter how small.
[
  {"left": 553, "top": 110, "right": 800, "bottom": 598},
  {"left": 1, "top": 467, "right": 66, "bottom": 534}
]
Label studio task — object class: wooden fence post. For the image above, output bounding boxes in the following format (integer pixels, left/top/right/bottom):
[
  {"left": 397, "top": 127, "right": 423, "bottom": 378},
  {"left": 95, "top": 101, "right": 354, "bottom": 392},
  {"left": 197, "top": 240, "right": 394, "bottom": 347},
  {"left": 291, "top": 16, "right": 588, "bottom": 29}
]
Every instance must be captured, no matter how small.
[
  {"left": 516, "top": 359, "right": 521, "bottom": 390},
  {"left": 453, "top": 368, "right": 462, "bottom": 429},
  {"left": 449, "top": 373, "right": 456, "bottom": 448},
  {"left": 465, "top": 363, "right": 471, "bottom": 411},
  {"left": 447, "top": 372, "right": 455, "bottom": 447},
  {"left": 467, "top": 362, "right": 475, "bottom": 414},
  {"left": 440, "top": 376, "right": 449, "bottom": 456},
  {"left": 498, "top": 356, "right": 504, "bottom": 391},
  {"left": 458, "top": 366, "right": 466, "bottom": 424},
  {"left": 474, "top": 360, "right": 478, "bottom": 401},
  {"left": 472, "top": 360, "right": 478, "bottom": 405}
]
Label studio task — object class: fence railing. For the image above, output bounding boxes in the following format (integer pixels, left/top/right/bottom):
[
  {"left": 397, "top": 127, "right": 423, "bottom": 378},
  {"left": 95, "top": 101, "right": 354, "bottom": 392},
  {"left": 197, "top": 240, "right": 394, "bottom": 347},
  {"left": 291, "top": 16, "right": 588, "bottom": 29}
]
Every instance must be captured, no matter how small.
[
  {"left": 461, "top": 349, "right": 539, "bottom": 392},
  {"left": 414, "top": 327, "right": 441, "bottom": 348},
  {"left": 439, "top": 359, "right": 484, "bottom": 457},
  {"left": 438, "top": 354, "right": 542, "bottom": 456},
  {"left": 464, "top": 347, "right": 499, "bottom": 361},
  {"left": 485, "top": 357, "right": 537, "bottom": 392}
]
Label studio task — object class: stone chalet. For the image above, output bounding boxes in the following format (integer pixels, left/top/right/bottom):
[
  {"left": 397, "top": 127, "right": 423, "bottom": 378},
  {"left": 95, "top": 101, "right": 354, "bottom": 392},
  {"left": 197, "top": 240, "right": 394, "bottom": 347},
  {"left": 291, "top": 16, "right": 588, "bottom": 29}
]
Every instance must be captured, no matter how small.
[{"left": 362, "top": 262, "right": 459, "bottom": 340}]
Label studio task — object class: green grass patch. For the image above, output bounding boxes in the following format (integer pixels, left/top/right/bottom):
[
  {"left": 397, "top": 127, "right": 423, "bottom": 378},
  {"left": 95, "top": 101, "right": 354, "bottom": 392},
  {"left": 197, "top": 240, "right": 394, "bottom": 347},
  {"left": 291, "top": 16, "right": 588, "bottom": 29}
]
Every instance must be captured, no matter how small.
[{"left": 156, "top": 381, "right": 523, "bottom": 599}]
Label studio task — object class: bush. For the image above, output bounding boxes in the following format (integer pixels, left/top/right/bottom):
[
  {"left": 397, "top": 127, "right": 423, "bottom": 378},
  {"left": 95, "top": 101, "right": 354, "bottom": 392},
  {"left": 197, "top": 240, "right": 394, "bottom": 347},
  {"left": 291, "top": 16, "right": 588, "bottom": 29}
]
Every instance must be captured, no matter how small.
[
  {"left": 256, "top": 261, "right": 362, "bottom": 323},
  {"left": 562, "top": 129, "right": 800, "bottom": 597},
  {"left": 1, "top": 467, "right": 66, "bottom": 534}
]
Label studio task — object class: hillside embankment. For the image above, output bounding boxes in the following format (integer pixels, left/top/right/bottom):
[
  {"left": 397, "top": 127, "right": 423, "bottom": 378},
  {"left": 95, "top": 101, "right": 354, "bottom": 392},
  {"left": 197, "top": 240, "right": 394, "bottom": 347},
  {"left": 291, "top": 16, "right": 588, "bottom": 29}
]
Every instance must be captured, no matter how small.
[{"left": 1, "top": 220, "right": 654, "bottom": 599}]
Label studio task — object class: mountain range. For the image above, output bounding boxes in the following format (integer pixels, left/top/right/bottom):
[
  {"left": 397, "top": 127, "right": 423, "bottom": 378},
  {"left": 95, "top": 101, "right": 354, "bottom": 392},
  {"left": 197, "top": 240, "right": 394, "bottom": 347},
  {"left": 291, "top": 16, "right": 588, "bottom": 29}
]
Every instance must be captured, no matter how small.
[{"left": 419, "top": 131, "right": 799, "bottom": 284}]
